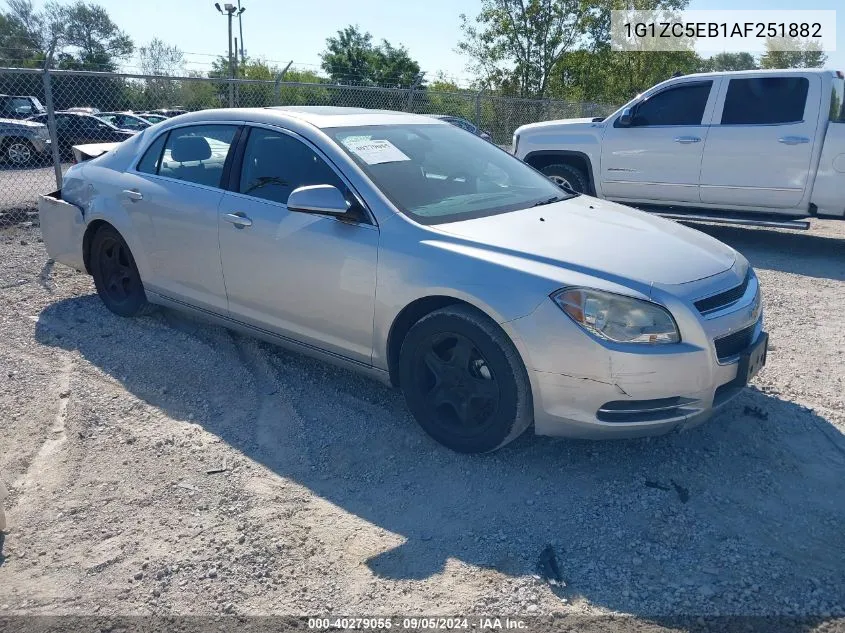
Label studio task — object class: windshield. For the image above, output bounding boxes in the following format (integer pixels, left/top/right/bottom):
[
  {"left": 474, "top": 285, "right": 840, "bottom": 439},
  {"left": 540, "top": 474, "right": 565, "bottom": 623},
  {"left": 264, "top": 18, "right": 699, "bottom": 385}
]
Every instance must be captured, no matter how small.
[{"left": 329, "top": 123, "right": 571, "bottom": 224}]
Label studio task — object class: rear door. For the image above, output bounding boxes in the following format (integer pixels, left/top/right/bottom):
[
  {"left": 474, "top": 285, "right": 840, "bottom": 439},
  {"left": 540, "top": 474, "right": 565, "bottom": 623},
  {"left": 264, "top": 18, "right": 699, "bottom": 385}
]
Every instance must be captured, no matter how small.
[
  {"left": 118, "top": 123, "right": 240, "bottom": 312},
  {"left": 700, "top": 74, "right": 820, "bottom": 209},
  {"left": 599, "top": 79, "right": 719, "bottom": 203}
]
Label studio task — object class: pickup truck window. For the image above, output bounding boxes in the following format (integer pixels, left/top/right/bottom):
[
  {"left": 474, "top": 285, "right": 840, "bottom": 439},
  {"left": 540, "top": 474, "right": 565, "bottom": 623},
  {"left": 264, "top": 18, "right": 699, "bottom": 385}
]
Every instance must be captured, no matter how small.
[
  {"left": 627, "top": 82, "right": 712, "bottom": 127},
  {"left": 721, "top": 77, "right": 808, "bottom": 125},
  {"left": 831, "top": 79, "right": 845, "bottom": 122}
]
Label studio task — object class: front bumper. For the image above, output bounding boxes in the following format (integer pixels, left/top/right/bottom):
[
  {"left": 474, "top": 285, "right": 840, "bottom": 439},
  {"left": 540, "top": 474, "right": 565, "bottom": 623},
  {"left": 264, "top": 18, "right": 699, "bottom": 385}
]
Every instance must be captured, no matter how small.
[
  {"left": 507, "top": 271, "right": 763, "bottom": 439},
  {"left": 30, "top": 136, "right": 50, "bottom": 153}
]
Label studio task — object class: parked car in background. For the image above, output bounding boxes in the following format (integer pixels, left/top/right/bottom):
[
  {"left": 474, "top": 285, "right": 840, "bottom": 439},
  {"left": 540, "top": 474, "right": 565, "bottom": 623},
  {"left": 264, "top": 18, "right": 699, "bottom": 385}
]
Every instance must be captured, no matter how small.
[
  {"left": 0, "top": 117, "right": 51, "bottom": 165},
  {"left": 27, "top": 112, "right": 134, "bottom": 158},
  {"left": 138, "top": 112, "right": 168, "bottom": 124},
  {"left": 514, "top": 69, "right": 845, "bottom": 226},
  {"left": 96, "top": 111, "right": 152, "bottom": 132},
  {"left": 65, "top": 106, "right": 101, "bottom": 115},
  {"left": 39, "top": 106, "right": 765, "bottom": 453},
  {"left": 141, "top": 108, "right": 187, "bottom": 118},
  {"left": 430, "top": 114, "right": 492, "bottom": 141},
  {"left": 0, "top": 94, "right": 46, "bottom": 119}
]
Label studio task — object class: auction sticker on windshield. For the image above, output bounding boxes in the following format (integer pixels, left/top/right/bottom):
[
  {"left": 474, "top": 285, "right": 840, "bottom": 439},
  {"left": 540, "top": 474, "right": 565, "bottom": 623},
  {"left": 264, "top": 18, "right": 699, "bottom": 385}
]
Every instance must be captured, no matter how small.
[{"left": 343, "top": 138, "right": 411, "bottom": 164}]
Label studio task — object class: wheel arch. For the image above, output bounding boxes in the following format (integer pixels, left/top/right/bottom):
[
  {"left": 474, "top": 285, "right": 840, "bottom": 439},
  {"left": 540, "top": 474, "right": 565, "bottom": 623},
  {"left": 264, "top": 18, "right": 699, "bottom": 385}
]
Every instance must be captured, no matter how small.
[
  {"left": 82, "top": 219, "right": 113, "bottom": 274},
  {"left": 384, "top": 294, "right": 534, "bottom": 390},
  {"left": 523, "top": 150, "right": 597, "bottom": 195}
]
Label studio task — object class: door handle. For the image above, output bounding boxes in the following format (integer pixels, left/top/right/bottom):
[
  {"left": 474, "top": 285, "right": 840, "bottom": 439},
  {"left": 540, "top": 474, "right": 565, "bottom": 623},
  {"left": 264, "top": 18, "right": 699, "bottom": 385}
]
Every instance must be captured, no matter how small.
[
  {"left": 778, "top": 136, "right": 809, "bottom": 145},
  {"left": 122, "top": 189, "right": 143, "bottom": 201},
  {"left": 223, "top": 212, "right": 253, "bottom": 228},
  {"left": 673, "top": 136, "right": 701, "bottom": 144}
]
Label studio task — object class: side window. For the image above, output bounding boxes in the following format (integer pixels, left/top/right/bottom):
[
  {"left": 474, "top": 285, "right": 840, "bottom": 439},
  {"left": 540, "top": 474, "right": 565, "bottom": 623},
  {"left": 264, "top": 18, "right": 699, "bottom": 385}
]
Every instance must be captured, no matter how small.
[
  {"left": 136, "top": 132, "right": 168, "bottom": 174},
  {"left": 158, "top": 124, "right": 238, "bottom": 188},
  {"left": 831, "top": 80, "right": 845, "bottom": 122},
  {"left": 239, "top": 128, "right": 345, "bottom": 205},
  {"left": 630, "top": 82, "right": 713, "bottom": 127},
  {"left": 721, "top": 77, "right": 809, "bottom": 125}
]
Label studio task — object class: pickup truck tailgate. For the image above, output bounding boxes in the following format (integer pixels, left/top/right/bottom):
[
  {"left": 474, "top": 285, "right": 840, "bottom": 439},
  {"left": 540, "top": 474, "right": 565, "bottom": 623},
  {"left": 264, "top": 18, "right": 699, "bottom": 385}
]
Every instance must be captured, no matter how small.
[{"left": 38, "top": 190, "right": 86, "bottom": 273}]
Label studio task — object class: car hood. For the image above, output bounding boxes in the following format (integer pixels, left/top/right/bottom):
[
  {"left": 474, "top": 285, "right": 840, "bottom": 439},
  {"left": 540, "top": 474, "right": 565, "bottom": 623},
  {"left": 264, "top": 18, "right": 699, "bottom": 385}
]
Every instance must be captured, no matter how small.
[
  {"left": 432, "top": 196, "right": 736, "bottom": 286},
  {"left": 516, "top": 117, "right": 598, "bottom": 134}
]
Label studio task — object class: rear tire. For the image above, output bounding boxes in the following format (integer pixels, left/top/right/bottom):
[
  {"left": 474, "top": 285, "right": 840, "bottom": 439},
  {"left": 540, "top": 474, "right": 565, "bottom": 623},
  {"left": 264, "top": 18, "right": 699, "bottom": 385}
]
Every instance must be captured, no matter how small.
[
  {"left": 90, "top": 226, "right": 154, "bottom": 318},
  {"left": 398, "top": 305, "right": 533, "bottom": 453},
  {"left": 541, "top": 163, "right": 589, "bottom": 194}
]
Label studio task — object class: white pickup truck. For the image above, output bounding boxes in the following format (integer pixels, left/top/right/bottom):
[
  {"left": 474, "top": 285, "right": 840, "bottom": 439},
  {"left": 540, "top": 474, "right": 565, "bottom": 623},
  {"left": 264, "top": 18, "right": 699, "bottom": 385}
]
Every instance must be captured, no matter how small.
[{"left": 514, "top": 69, "right": 845, "bottom": 227}]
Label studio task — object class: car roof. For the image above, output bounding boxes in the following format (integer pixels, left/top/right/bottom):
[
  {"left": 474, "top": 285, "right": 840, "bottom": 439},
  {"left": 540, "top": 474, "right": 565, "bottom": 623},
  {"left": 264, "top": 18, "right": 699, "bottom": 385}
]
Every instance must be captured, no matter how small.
[
  {"left": 167, "top": 106, "right": 445, "bottom": 130},
  {"left": 673, "top": 68, "right": 840, "bottom": 80}
]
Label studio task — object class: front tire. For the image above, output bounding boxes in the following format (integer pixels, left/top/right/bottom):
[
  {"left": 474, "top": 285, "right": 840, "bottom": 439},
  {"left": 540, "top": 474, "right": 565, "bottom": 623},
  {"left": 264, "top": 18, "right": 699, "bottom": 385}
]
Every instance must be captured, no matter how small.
[
  {"left": 541, "top": 163, "right": 589, "bottom": 194},
  {"left": 4, "top": 139, "right": 35, "bottom": 166},
  {"left": 90, "top": 226, "right": 153, "bottom": 317},
  {"left": 398, "top": 305, "right": 532, "bottom": 453}
]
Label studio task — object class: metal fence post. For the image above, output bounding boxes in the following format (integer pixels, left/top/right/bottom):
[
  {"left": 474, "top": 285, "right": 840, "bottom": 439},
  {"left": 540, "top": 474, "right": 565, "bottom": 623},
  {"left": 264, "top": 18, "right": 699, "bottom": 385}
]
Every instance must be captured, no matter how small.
[
  {"left": 41, "top": 66, "right": 63, "bottom": 190},
  {"left": 405, "top": 74, "right": 424, "bottom": 112},
  {"left": 274, "top": 61, "right": 293, "bottom": 105},
  {"left": 475, "top": 89, "right": 484, "bottom": 130}
]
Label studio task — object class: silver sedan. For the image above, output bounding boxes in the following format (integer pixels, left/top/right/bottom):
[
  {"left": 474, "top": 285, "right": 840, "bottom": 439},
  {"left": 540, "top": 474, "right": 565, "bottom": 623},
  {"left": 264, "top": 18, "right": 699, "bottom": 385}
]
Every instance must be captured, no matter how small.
[{"left": 39, "top": 107, "right": 767, "bottom": 453}]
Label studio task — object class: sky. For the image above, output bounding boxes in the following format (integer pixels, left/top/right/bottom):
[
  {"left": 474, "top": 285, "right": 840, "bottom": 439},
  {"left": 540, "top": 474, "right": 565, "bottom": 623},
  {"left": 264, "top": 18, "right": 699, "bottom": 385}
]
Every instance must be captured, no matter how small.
[{"left": 27, "top": 0, "right": 845, "bottom": 84}]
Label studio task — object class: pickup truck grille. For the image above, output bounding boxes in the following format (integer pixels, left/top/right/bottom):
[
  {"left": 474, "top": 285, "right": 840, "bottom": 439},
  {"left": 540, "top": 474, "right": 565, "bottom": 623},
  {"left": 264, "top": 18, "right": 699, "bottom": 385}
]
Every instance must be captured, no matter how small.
[
  {"left": 714, "top": 323, "right": 756, "bottom": 361},
  {"left": 694, "top": 272, "right": 750, "bottom": 314}
]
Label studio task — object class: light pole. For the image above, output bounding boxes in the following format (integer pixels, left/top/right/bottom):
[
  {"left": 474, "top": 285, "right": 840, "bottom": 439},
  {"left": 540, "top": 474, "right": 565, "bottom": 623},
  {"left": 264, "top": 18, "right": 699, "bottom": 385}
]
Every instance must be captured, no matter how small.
[
  {"left": 237, "top": 1, "right": 246, "bottom": 70},
  {"left": 215, "top": 3, "right": 245, "bottom": 105}
]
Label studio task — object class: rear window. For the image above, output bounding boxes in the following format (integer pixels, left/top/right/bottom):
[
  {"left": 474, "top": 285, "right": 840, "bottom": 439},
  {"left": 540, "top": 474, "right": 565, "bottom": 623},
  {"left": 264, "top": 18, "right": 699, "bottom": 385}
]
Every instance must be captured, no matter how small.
[
  {"left": 831, "top": 78, "right": 845, "bottom": 122},
  {"left": 721, "top": 77, "right": 809, "bottom": 125}
]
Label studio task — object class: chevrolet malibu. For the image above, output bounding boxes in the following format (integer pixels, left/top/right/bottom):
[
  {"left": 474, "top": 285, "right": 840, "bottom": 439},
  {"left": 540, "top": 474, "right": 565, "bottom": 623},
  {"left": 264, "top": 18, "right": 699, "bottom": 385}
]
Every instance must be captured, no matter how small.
[{"left": 39, "top": 107, "right": 767, "bottom": 453}]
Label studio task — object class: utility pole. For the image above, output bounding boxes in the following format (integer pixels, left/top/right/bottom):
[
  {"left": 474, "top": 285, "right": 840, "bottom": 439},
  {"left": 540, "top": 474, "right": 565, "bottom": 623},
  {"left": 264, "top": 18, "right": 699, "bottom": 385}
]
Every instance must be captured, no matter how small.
[{"left": 215, "top": 3, "right": 245, "bottom": 105}]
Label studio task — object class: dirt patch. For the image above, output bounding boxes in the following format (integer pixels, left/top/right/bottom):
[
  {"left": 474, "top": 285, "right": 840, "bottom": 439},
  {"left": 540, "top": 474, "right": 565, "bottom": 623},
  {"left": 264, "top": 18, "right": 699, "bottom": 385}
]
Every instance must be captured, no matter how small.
[{"left": 1, "top": 220, "right": 844, "bottom": 620}]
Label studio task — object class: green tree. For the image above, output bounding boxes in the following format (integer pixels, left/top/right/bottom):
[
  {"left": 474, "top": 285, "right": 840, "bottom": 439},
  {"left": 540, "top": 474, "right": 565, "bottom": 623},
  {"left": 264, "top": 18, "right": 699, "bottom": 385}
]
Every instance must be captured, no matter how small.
[
  {"left": 458, "top": 0, "right": 587, "bottom": 99},
  {"left": 703, "top": 52, "right": 758, "bottom": 72},
  {"left": 0, "top": 0, "right": 66, "bottom": 66},
  {"left": 0, "top": 0, "right": 132, "bottom": 70},
  {"left": 760, "top": 37, "right": 826, "bottom": 69},
  {"left": 137, "top": 38, "right": 184, "bottom": 108},
  {"left": 139, "top": 37, "right": 183, "bottom": 76},
  {"left": 59, "top": 1, "right": 132, "bottom": 70},
  {"left": 547, "top": 0, "right": 702, "bottom": 105},
  {"left": 320, "top": 25, "right": 422, "bottom": 88}
]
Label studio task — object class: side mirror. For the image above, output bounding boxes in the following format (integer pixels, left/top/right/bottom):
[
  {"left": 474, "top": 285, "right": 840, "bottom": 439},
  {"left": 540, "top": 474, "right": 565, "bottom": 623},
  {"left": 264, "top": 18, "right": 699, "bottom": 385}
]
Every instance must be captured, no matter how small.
[
  {"left": 617, "top": 107, "right": 633, "bottom": 127},
  {"left": 287, "top": 184, "right": 350, "bottom": 217}
]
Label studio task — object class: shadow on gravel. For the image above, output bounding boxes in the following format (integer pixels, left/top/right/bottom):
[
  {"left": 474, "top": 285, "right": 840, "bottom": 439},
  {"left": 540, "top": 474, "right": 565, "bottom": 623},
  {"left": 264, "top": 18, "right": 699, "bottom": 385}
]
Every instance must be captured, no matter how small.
[
  {"left": 36, "top": 296, "right": 845, "bottom": 618},
  {"left": 687, "top": 223, "right": 845, "bottom": 281},
  {"left": 0, "top": 532, "right": 6, "bottom": 568}
]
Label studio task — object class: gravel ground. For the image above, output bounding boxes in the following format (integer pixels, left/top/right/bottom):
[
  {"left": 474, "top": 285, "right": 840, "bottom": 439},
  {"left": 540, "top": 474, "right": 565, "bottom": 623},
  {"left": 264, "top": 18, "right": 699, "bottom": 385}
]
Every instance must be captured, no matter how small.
[{"left": 0, "top": 217, "right": 844, "bottom": 625}]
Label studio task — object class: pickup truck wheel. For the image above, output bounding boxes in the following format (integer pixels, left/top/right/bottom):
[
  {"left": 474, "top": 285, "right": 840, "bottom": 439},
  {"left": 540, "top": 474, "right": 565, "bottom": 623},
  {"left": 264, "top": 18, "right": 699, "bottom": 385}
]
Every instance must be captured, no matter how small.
[
  {"left": 91, "top": 226, "right": 154, "bottom": 318},
  {"left": 399, "top": 305, "right": 532, "bottom": 453},
  {"left": 541, "top": 163, "right": 588, "bottom": 194},
  {"left": 4, "top": 139, "right": 34, "bottom": 166}
]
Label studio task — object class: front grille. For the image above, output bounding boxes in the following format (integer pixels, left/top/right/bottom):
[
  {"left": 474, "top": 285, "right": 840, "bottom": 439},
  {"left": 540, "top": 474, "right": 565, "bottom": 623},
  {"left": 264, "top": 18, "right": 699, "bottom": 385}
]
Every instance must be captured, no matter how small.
[
  {"left": 694, "top": 272, "right": 751, "bottom": 314},
  {"left": 714, "top": 324, "right": 756, "bottom": 361}
]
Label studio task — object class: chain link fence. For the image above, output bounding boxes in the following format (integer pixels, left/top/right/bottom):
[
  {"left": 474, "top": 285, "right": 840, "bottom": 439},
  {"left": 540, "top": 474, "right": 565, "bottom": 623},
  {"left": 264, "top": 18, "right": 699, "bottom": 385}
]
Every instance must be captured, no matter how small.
[{"left": 0, "top": 67, "right": 614, "bottom": 229}]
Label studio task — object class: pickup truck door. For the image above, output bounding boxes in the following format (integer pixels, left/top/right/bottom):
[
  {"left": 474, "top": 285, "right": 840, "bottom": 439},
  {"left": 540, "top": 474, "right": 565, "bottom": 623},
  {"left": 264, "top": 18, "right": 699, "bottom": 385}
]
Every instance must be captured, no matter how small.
[
  {"left": 699, "top": 73, "right": 820, "bottom": 210},
  {"left": 599, "top": 79, "right": 719, "bottom": 203}
]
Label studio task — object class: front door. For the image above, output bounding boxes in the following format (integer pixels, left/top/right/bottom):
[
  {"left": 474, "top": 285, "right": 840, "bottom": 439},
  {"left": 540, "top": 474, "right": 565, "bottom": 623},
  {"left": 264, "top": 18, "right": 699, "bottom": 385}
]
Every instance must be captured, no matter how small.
[
  {"left": 600, "top": 80, "right": 717, "bottom": 203},
  {"left": 217, "top": 126, "right": 379, "bottom": 364}
]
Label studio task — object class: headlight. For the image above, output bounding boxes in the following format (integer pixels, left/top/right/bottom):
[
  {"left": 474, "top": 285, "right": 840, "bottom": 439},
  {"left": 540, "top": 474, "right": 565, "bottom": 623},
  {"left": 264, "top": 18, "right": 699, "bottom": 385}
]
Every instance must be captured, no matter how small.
[{"left": 552, "top": 288, "right": 680, "bottom": 344}]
